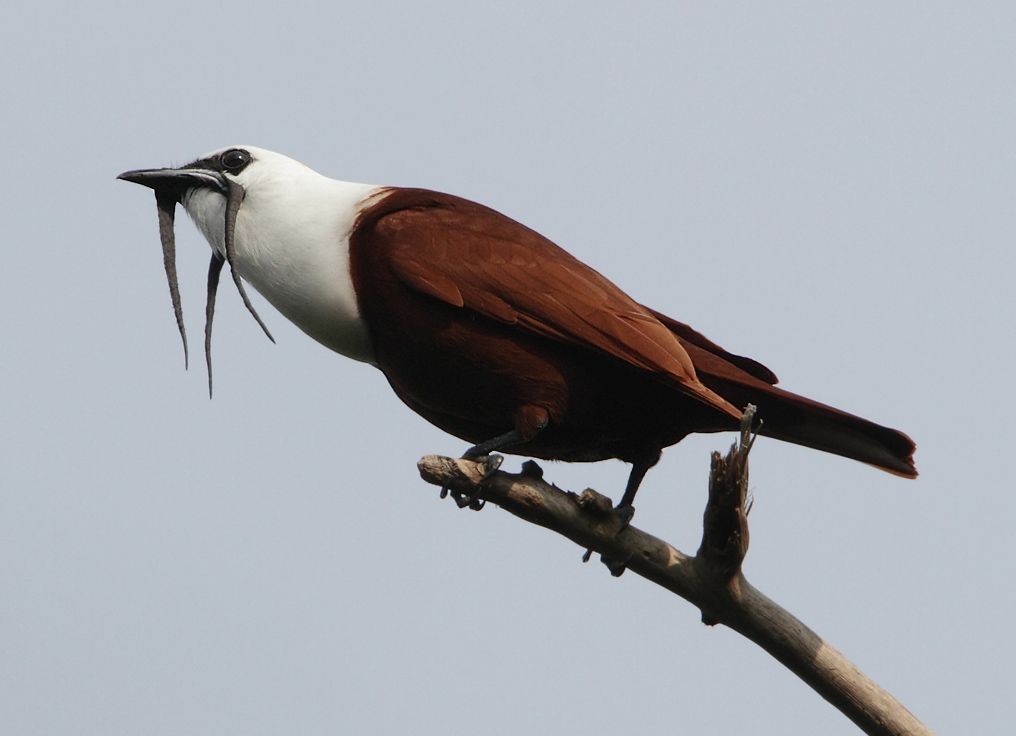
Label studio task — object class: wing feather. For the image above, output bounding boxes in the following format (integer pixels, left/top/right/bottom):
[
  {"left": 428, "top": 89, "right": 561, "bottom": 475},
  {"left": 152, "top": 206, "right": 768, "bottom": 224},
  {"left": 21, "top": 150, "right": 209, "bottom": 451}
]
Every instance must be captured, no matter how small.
[{"left": 367, "top": 190, "right": 741, "bottom": 418}]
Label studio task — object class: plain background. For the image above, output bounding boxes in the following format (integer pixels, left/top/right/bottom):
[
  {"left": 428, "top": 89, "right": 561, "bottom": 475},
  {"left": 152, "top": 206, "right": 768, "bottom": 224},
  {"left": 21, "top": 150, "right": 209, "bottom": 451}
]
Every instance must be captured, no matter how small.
[{"left": 3, "top": 3, "right": 1014, "bottom": 734}]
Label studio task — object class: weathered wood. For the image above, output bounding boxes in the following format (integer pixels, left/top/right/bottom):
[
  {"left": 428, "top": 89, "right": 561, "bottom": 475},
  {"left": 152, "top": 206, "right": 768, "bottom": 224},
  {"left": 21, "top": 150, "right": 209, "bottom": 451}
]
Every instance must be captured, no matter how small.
[{"left": 417, "top": 413, "right": 931, "bottom": 736}]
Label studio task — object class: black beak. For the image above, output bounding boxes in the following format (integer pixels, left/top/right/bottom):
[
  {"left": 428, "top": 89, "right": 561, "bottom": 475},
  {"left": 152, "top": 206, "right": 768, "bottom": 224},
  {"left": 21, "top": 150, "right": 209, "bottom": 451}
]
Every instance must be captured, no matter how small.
[
  {"left": 117, "top": 166, "right": 228, "bottom": 198},
  {"left": 117, "top": 160, "right": 273, "bottom": 397}
]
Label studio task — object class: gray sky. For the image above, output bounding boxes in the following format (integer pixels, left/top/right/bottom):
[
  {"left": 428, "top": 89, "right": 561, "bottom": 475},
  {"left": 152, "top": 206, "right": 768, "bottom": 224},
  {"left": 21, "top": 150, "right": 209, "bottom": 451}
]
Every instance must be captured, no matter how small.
[{"left": 3, "top": 2, "right": 1014, "bottom": 734}]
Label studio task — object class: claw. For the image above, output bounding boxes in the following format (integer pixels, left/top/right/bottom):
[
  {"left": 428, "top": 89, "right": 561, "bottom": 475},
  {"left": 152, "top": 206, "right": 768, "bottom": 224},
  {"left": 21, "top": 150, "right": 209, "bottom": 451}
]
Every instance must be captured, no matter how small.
[
  {"left": 444, "top": 454, "right": 502, "bottom": 511},
  {"left": 580, "top": 503, "right": 636, "bottom": 566},
  {"left": 520, "top": 459, "right": 544, "bottom": 479},
  {"left": 614, "top": 504, "right": 635, "bottom": 531},
  {"left": 600, "top": 552, "right": 632, "bottom": 577},
  {"left": 449, "top": 486, "right": 486, "bottom": 510},
  {"left": 478, "top": 453, "right": 503, "bottom": 478}
]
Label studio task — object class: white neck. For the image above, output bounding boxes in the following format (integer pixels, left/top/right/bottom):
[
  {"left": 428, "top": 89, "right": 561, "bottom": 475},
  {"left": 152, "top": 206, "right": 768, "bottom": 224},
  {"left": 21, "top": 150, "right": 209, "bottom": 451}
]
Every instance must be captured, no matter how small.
[{"left": 182, "top": 168, "right": 382, "bottom": 364}]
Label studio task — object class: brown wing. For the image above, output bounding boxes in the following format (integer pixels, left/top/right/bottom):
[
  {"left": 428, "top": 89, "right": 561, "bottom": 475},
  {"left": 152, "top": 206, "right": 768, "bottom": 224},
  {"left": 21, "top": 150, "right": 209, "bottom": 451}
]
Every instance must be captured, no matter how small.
[
  {"left": 357, "top": 188, "right": 742, "bottom": 420},
  {"left": 645, "top": 308, "right": 780, "bottom": 384}
]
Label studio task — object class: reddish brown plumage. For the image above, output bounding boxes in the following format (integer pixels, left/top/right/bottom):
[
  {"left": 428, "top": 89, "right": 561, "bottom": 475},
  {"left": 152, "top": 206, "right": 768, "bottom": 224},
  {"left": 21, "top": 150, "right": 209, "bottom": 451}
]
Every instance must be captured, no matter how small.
[{"left": 349, "top": 188, "right": 917, "bottom": 481}]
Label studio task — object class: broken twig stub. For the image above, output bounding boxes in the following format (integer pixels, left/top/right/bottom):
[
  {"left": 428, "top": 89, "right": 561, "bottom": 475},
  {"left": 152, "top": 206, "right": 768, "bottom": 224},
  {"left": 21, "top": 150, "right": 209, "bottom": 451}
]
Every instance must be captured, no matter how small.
[{"left": 698, "top": 404, "right": 757, "bottom": 583}]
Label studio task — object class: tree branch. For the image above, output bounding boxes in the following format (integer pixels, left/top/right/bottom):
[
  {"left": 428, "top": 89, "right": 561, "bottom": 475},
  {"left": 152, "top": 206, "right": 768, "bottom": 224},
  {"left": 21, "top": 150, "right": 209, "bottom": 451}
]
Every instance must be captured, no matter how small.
[{"left": 417, "top": 410, "right": 931, "bottom": 736}]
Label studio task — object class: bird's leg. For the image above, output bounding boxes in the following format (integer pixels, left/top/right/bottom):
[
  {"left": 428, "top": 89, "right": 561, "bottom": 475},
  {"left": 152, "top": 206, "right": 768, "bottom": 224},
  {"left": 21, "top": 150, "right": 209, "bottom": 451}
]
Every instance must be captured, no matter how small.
[
  {"left": 584, "top": 451, "right": 660, "bottom": 574},
  {"left": 463, "top": 429, "right": 525, "bottom": 461},
  {"left": 443, "top": 429, "right": 527, "bottom": 510},
  {"left": 443, "top": 409, "right": 550, "bottom": 511},
  {"left": 614, "top": 457, "right": 656, "bottom": 526}
]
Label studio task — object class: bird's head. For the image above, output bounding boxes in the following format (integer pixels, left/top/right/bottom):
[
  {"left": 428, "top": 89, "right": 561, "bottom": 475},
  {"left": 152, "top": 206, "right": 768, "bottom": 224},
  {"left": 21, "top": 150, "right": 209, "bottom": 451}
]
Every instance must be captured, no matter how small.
[
  {"left": 118, "top": 146, "right": 318, "bottom": 227},
  {"left": 117, "top": 145, "right": 312, "bottom": 197},
  {"left": 119, "top": 145, "right": 332, "bottom": 274},
  {"left": 117, "top": 146, "right": 379, "bottom": 394},
  {"left": 116, "top": 146, "right": 309, "bottom": 389}
]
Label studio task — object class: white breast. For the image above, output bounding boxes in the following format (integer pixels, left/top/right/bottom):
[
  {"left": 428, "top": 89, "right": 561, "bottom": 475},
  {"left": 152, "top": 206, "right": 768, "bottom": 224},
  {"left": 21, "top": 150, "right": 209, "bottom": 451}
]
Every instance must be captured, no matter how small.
[{"left": 182, "top": 171, "right": 384, "bottom": 365}]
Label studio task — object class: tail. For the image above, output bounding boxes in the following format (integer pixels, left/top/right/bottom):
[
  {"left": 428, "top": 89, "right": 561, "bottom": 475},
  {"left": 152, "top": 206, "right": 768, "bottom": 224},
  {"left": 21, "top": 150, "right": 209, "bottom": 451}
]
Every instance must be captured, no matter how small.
[
  {"left": 703, "top": 374, "right": 918, "bottom": 478},
  {"left": 649, "top": 309, "right": 917, "bottom": 478}
]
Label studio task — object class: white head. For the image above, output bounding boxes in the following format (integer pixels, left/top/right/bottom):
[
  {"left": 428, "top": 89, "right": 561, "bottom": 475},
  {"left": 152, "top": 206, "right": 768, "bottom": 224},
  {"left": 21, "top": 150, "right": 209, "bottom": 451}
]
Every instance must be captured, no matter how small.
[
  {"left": 170, "top": 146, "right": 334, "bottom": 256},
  {"left": 118, "top": 146, "right": 384, "bottom": 375}
]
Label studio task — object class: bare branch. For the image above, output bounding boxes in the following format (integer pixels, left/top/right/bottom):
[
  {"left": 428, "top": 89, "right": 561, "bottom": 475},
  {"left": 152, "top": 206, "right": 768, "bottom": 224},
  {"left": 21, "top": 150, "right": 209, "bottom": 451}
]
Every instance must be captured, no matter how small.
[{"left": 417, "top": 418, "right": 932, "bottom": 736}]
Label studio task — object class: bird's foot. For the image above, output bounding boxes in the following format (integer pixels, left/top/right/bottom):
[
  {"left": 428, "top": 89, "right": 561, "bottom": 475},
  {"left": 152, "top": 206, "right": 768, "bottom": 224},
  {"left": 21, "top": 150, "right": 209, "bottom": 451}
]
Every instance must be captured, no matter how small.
[
  {"left": 520, "top": 459, "right": 544, "bottom": 479},
  {"left": 600, "top": 551, "right": 634, "bottom": 577},
  {"left": 439, "top": 453, "right": 504, "bottom": 511},
  {"left": 581, "top": 502, "right": 637, "bottom": 571},
  {"left": 613, "top": 504, "right": 635, "bottom": 530},
  {"left": 449, "top": 488, "right": 486, "bottom": 510}
]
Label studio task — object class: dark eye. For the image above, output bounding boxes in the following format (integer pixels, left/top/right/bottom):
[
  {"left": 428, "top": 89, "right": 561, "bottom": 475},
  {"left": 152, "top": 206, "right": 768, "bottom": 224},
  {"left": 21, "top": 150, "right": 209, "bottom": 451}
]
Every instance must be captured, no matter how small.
[{"left": 219, "top": 148, "right": 250, "bottom": 172}]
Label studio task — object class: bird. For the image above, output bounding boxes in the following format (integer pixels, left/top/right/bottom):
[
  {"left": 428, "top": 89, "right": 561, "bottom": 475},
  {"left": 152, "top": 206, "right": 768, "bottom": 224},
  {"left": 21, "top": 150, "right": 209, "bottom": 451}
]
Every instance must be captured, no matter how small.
[{"left": 118, "top": 145, "right": 916, "bottom": 514}]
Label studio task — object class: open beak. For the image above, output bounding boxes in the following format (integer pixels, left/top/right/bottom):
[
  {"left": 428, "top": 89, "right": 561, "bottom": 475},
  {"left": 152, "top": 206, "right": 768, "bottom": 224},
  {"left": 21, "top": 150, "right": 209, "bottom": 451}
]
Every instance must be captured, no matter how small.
[{"left": 117, "top": 166, "right": 228, "bottom": 198}]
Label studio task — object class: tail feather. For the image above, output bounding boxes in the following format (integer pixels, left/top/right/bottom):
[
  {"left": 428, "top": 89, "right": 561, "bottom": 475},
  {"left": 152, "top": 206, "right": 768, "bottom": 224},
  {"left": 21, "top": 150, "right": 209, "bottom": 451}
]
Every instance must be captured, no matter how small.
[
  {"left": 705, "top": 373, "right": 917, "bottom": 478},
  {"left": 654, "top": 313, "right": 917, "bottom": 478}
]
